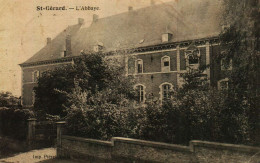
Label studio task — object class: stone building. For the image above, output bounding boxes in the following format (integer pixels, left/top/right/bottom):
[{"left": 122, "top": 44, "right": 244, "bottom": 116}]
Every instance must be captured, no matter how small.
[{"left": 20, "top": 0, "right": 230, "bottom": 106}]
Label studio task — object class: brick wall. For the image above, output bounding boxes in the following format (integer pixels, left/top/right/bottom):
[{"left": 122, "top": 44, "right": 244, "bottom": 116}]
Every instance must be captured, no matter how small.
[
  {"left": 128, "top": 51, "right": 177, "bottom": 74},
  {"left": 133, "top": 72, "right": 178, "bottom": 99},
  {"left": 127, "top": 46, "right": 210, "bottom": 100},
  {"left": 21, "top": 44, "right": 221, "bottom": 105},
  {"left": 58, "top": 136, "right": 260, "bottom": 163}
]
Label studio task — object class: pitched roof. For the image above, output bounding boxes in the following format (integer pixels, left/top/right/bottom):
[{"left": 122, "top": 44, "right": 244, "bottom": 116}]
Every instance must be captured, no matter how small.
[{"left": 21, "top": 0, "right": 222, "bottom": 65}]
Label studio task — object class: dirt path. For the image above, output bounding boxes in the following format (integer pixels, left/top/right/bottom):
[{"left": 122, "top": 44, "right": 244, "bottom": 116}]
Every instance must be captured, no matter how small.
[{"left": 0, "top": 148, "right": 56, "bottom": 163}]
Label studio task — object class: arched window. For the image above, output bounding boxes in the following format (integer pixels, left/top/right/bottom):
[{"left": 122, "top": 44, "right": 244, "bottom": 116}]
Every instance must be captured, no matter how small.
[
  {"left": 161, "top": 56, "right": 170, "bottom": 72},
  {"left": 185, "top": 43, "right": 200, "bottom": 69},
  {"left": 134, "top": 84, "right": 145, "bottom": 103},
  {"left": 159, "top": 82, "right": 173, "bottom": 101},
  {"left": 221, "top": 58, "right": 232, "bottom": 71},
  {"left": 162, "top": 84, "right": 171, "bottom": 100},
  {"left": 188, "top": 54, "right": 199, "bottom": 65},
  {"left": 32, "top": 70, "right": 40, "bottom": 83},
  {"left": 218, "top": 78, "right": 229, "bottom": 90},
  {"left": 136, "top": 59, "right": 143, "bottom": 74}
]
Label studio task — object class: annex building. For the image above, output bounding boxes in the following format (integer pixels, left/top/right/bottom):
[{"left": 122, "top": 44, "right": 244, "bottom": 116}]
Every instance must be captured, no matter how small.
[{"left": 20, "top": 0, "right": 230, "bottom": 106}]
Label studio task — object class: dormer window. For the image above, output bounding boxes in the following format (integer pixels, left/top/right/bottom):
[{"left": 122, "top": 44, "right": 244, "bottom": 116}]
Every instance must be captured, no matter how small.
[
  {"left": 32, "top": 70, "right": 40, "bottom": 83},
  {"left": 136, "top": 59, "right": 143, "bottom": 74},
  {"left": 161, "top": 56, "right": 170, "bottom": 72},
  {"left": 93, "top": 45, "right": 103, "bottom": 52},
  {"left": 93, "top": 42, "right": 104, "bottom": 52}
]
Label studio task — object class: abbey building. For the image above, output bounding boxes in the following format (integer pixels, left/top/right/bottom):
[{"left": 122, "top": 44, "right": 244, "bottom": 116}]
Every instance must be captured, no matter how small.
[{"left": 20, "top": 0, "right": 230, "bottom": 106}]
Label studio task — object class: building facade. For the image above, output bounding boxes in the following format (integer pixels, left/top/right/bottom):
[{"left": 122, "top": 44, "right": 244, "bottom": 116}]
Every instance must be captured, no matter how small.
[{"left": 20, "top": 0, "right": 229, "bottom": 106}]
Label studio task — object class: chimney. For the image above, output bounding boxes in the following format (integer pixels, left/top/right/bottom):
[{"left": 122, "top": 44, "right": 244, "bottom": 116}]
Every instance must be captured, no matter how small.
[
  {"left": 47, "top": 37, "right": 51, "bottom": 45},
  {"left": 151, "top": 0, "right": 155, "bottom": 5},
  {"left": 128, "top": 6, "right": 133, "bottom": 11},
  {"left": 93, "top": 42, "right": 104, "bottom": 52},
  {"left": 61, "top": 45, "right": 66, "bottom": 57},
  {"left": 162, "top": 33, "right": 173, "bottom": 43},
  {"left": 93, "top": 14, "right": 99, "bottom": 22},
  {"left": 65, "top": 35, "right": 72, "bottom": 56},
  {"left": 78, "top": 18, "right": 84, "bottom": 25}
]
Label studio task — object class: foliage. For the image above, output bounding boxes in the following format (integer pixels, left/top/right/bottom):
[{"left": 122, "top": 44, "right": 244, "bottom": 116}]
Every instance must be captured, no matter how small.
[
  {"left": 0, "top": 107, "right": 34, "bottom": 140},
  {"left": 0, "top": 92, "right": 20, "bottom": 108},
  {"left": 63, "top": 66, "right": 253, "bottom": 145},
  {"left": 60, "top": 61, "right": 254, "bottom": 145},
  {"left": 220, "top": 0, "right": 260, "bottom": 145},
  {"left": 33, "top": 1, "right": 259, "bottom": 144},
  {"left": 34, "top": 52, "right": 135, "bottom": 118},
  {"left": 64, "top": 84, "right": 135, "bottom": 140},
  {"left": 134, "top": 67, "right": 251, "bottom": 145}
]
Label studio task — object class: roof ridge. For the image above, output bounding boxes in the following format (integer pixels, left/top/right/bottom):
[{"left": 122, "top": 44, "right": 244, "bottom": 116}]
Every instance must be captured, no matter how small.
[{"left": 96, "top": 1, "right": 172, "bottom": 23}]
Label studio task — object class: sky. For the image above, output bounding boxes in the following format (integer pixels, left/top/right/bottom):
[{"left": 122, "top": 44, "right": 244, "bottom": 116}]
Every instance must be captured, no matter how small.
[{"left": 0, "top": 0, "right": 173, "bottom": 96}]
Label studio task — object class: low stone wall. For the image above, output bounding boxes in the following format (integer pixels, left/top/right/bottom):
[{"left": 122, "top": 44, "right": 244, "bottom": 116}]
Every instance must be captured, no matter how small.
[
  {"left": 58, "top": 136, "right": 194, "bottom": 162},
  {"left": 190, "top": 140, "right": 260, "bottom": 163},
  {"left": 112, "top": 137, "right": 194, "bottom": 163},
  {"left": 58, "top": 135, "right": 113, "bottom": 162},
  {"left": 57, "top": 135, "right": 260, "bottom": 163}
]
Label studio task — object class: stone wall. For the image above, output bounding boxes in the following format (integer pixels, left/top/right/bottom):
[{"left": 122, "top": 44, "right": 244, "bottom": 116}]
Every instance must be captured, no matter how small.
[
  {"left": 190, "top": 140, "right": 260, "bottom": 163},
  {"left": 57, "top": 135, "right": 260, "bottom": 162}
]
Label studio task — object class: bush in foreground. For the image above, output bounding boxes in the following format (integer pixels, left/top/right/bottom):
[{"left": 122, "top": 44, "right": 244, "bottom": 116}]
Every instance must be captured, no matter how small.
[{"left": 0, "top": 107, "right": 34, "bottom": 140}]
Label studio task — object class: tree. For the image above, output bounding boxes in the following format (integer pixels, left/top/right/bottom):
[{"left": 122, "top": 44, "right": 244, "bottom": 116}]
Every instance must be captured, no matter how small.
[
  {"left": 164, "top": 66, "right": 250, "bottom": 145},
  {"left": 220, "top": 0, "right": 260, "bottom": 145},
  {"left": 0, "top": 91, "right": 20, "bottom": 108},
  {"left": 133, "top": 64, "right": 251, "bottom": 145},
  {"left": 34, "top": 53, "right": 135, "bottom": 118}
]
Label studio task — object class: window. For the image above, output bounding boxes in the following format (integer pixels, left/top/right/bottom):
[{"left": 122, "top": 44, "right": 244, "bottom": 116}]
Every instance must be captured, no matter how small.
[
  {"left": 221, "top": 58, "right": 232, "bottom": 70},
  {"left": 128, "top": 57, "right": 135, "bottom": 74},
  {"left": 161, "top": 56, "right": 170, "bottom": 72},
  {"left": 93, "top": 44, "right": 103, "bottom": 52},
  {"left": 159, "top": 82, "right": 173, "bottom": 101},
  {"left": 136, "top": 59, "right": 143, "bottom": 74},
  {"left": 188, "top": 55, "right": 199, "bottom": 64},
  {"left": 32, "top": 71, "right": 40, "bottom": 83},
  {"left": 162, "top": 84, "right": 171, "bottom": 100},
  {"left": 185, "top": 43, "right": 200, "bottom": 69},
  {"left": 218, "top": 78, "right": 229, "bottom": 90},
  {"left": 135, "top": 85, "right": 145, "bottom": 103},
  {"left": 222, "top": 24, "right": 230, "bottom": 31}
]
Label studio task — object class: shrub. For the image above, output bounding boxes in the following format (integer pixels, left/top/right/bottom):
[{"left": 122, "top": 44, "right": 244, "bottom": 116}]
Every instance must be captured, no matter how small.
[
  {"left": 131, "top": 89, "right": 251, "bottom": 145},
  {"left": 0, "top": 107, "right": 34, "bottom": 140},
  {"left": 34, "top": 53, "right": 135, "bottom": 118},
  {"left": 0, "top": 92, "right": 20, "bottom": 108},
  {"left": 65, "top": 86, "right": 134, "bottom": 140}
]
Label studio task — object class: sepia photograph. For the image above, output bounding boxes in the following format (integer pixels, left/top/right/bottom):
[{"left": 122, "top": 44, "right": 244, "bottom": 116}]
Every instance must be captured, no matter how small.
[{"left": 0, "top": 0, "right": 259, "bottom": 162}]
